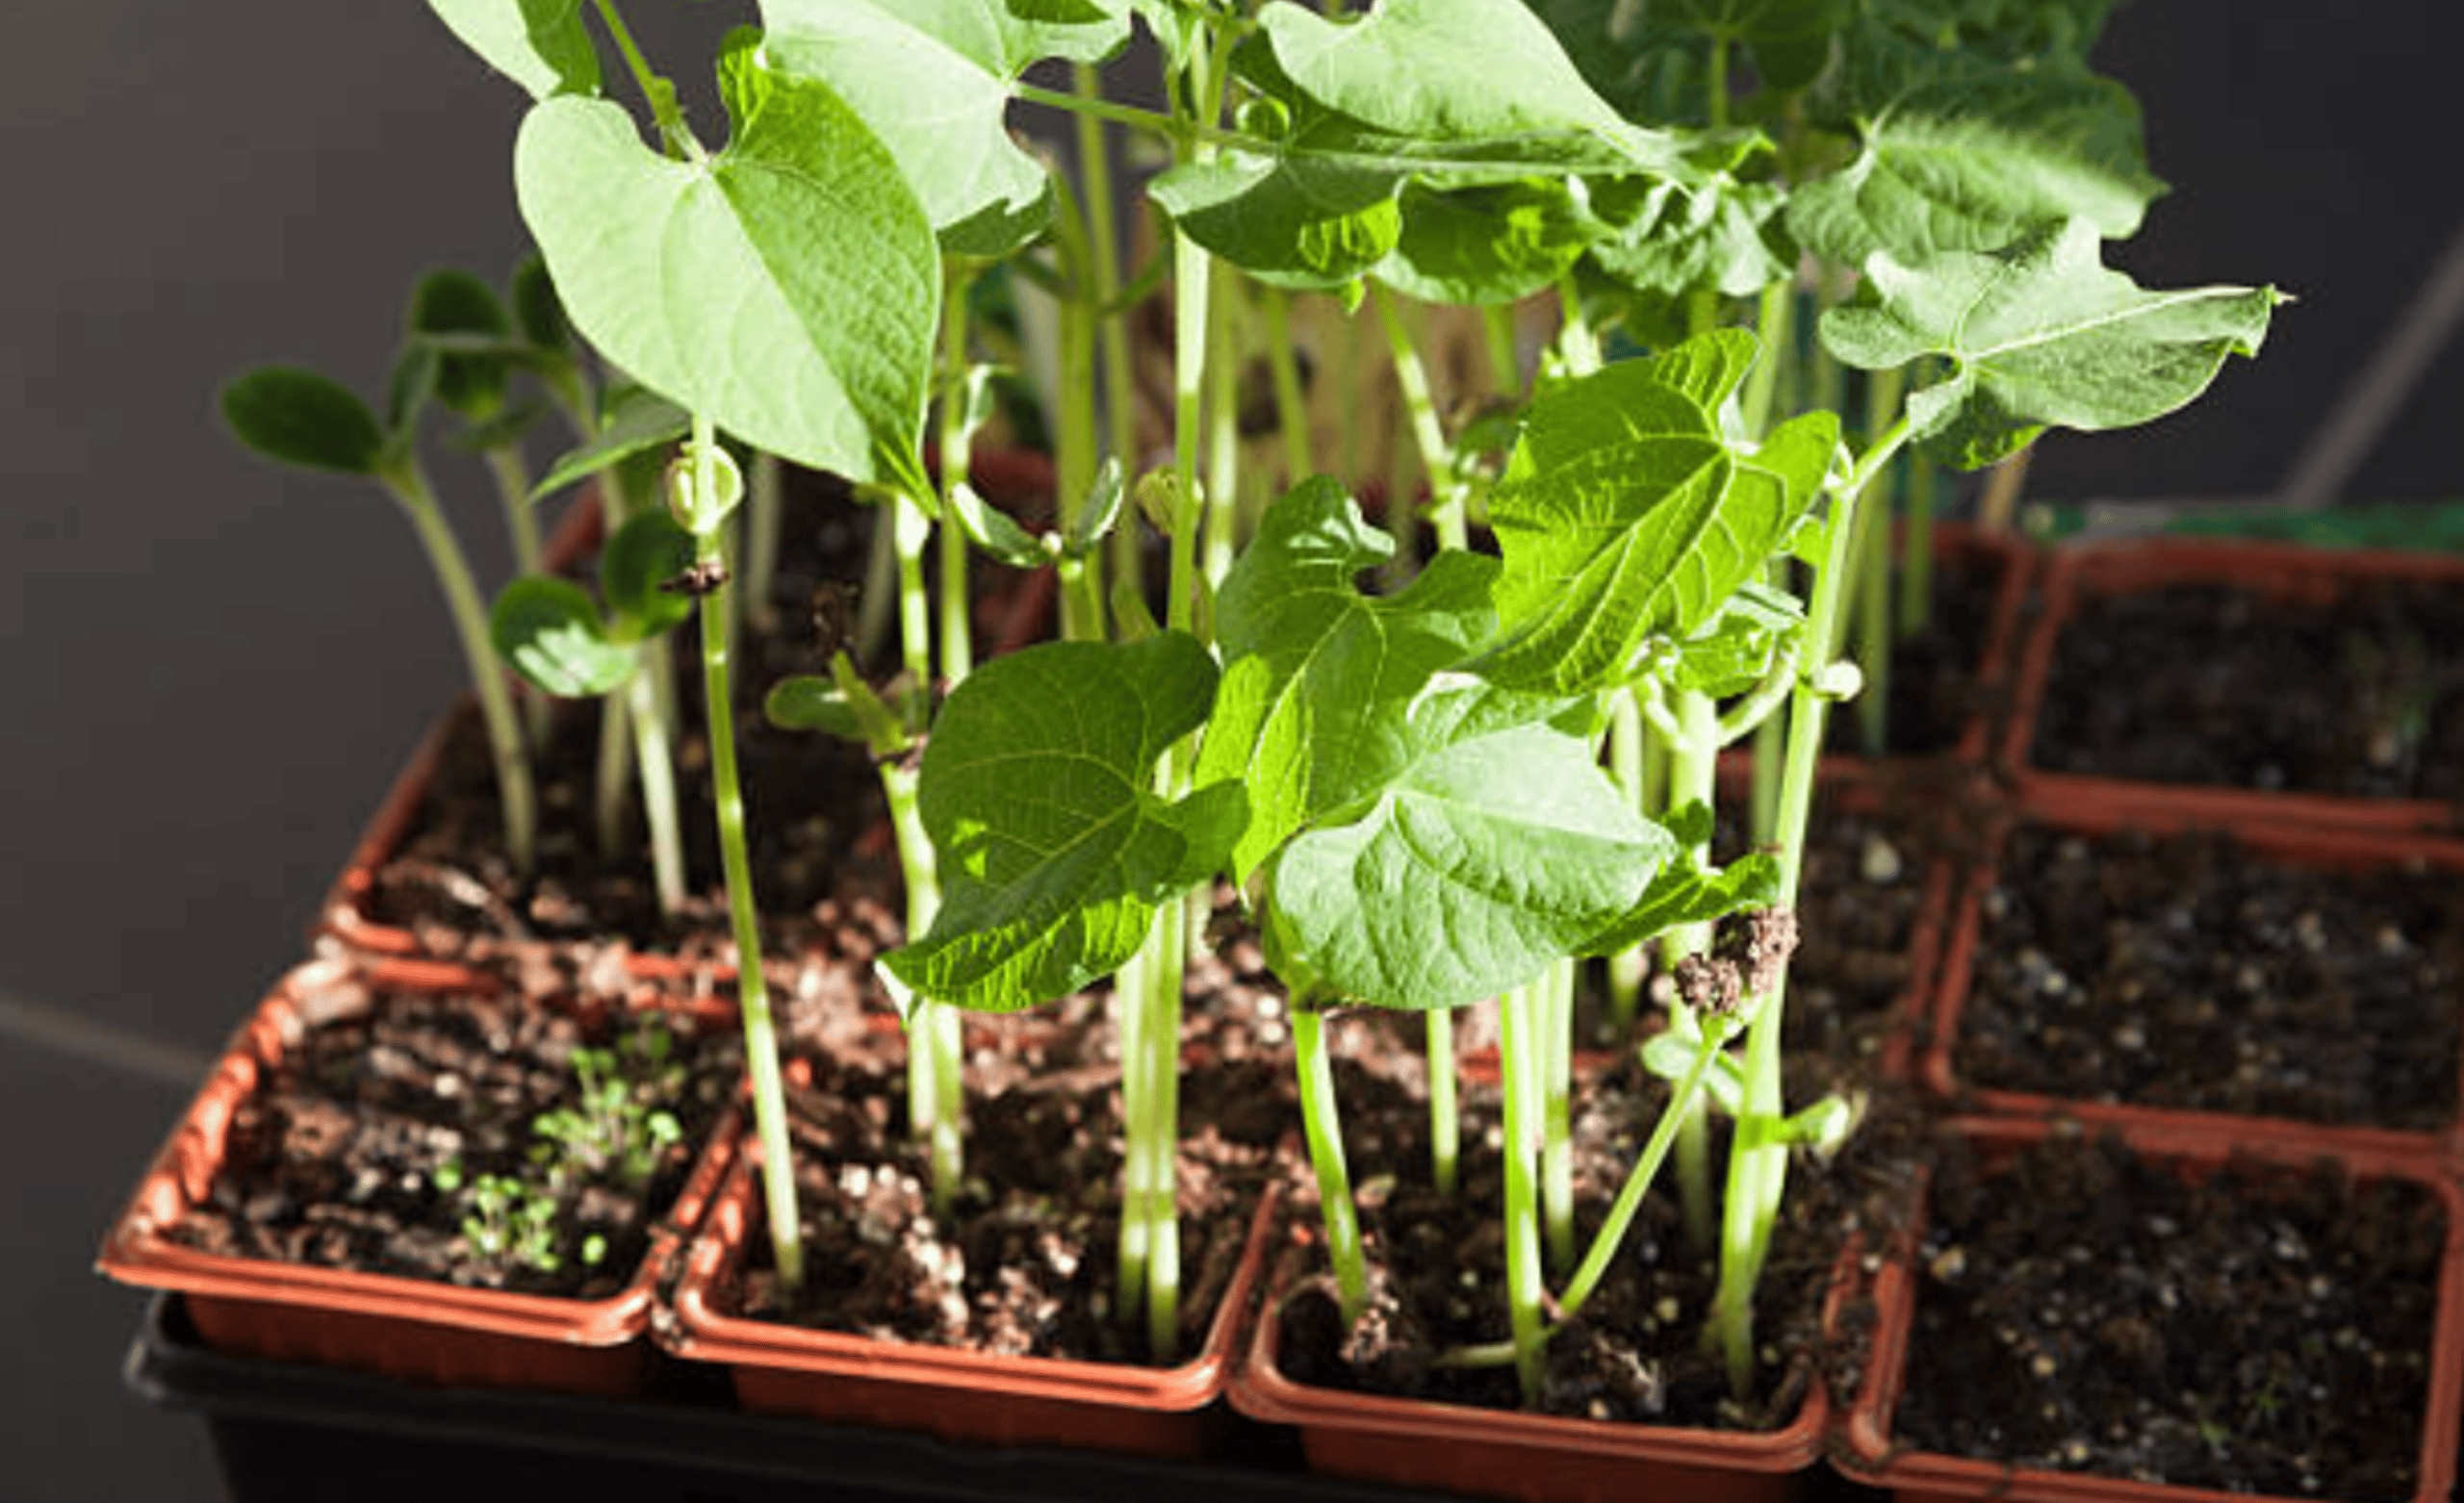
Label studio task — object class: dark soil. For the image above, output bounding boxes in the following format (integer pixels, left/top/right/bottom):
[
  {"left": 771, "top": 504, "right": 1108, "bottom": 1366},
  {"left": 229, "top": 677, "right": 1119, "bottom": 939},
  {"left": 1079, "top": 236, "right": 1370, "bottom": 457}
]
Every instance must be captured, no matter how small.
[
  {"left": 1954, "top": 825, "right": 2464, "bottom": 1130},
  {"left": 1823, "top": 543, "right": 2012, "bottom": 759},
  {"left": 1273, "top": 1040, "right": 1932, "bottom": 1432},
  {"left": 351, "top": 467, "right": 1050, "bottom": 988},
  {"left": 725, "top": 994, "right": 1290, "bottom": 1364},
  {"left": 2028, "top": 576, "right": 2464, "bottom": 799},
  {"left": 173, "top": 978, "right": 742, "bottom": 1297},
  {"left": 1892, "top": 1125, "right": 2444, "bottom": 1499}
]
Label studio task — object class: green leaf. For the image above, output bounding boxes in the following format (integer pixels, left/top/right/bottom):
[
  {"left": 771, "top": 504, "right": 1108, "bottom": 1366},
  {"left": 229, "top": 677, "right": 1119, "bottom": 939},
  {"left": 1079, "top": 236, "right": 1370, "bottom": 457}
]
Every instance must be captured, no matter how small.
[
  {"left": 1820, "top": 217, "right": 2283, "bottom": 469},
  {"left": 1588, "top": 175, "right": 1788, "bottom": 300},
  {"left": 1665, "top": 579, "right": 1805, "bottom": 697},
  {"left": 1642, "top": 1032, "right": 1745, "bottom": 1116},
  {"left": 760, "top": 0, "right": 1129, "bottom": 256},
  {"left": 1195, "top": 478, "right": 1499, "bottom": 881},
  {"left": 1256, "top": 0, "right": 1682, "bottom": 169},
  {"left": 427, "top": 0, "right": 599, "bottom": 100},
  {"left": 883, "top": 633, "right": 1242, "bottom": 1011},
  {"left": 1789, "top": 14, "right": 2161, "bottom": 267},
  {"left": 1479, "top": 331, "right": 1837, "bottom": 692},
  {"left": 1157, "top": 0, "right": 1719, "bottom": 292},
  {"left": 1375, "top": 179, "right": 1596, "bottom": 306},
  {"left": 1581, "top": 848, "right": 1781, "bottom": 957},
  {"left": 220, "top": 368, "right": 385, "bottom": 476},
  {"left": 490, "top": 575, "right": 636, "bottom": 697},
  {"left": 533, "top": 385, "right": 690, "bottom": 501},
  {"left": 514, "top": 37, "right": 938, "bottom": 491},
  {"left": 408, "top": 268, "right": 514, "bottom": 419},
  {"left": 1063, "top": 456, "right": 1126, "bottom": 557},
  {"left": 946, "top": 481, "right": 1051, "bottom": 569},
  {"left": 601, "top": 511, "right": 696, "bottom": 640},
  {"left": 1263, "top": 677, "right": 1675, "bottom": 1011},
  {"left": 763, "top": 675, "right": 863, "bottom": 740}
]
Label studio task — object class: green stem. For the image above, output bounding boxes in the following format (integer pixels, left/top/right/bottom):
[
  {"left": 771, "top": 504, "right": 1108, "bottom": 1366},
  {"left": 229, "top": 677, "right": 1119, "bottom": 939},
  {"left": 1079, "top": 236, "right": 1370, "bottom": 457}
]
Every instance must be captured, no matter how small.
[
  {"left": 1540, "top": 959, "right": 1576, "bottom": 1280},
  {"left": 1557, "top": 1025, "right": 1725, "bottom": 1318},
  {"left": 1072, "top": 62, "right": 1143, "bottom": 615},
  {"left": 624, "top": 660, "right": 686, "bottom": 916},
  {"left": 588, "top": 0, "right": 695, "bottom": 158},
  {"left": 1852, "top": 367, "right": 1906, "bottom": 754},
  {"left": 1499, "top": 981, "right": 1547, "bottom": 1405},
  {"left": 1605, "top": 690, "right": 1648, "bottom": 1033},
  {"left": 1375, "top": 285, "right": 1468, "bottom": 552},
  {"left": 1554, "top": 276, "right": 1601, "bottom": 377},
  {"left": 384, "top": 465, "right": 536, "bottom": 877},
  {"left": 1482, "top": 302, "right": 1522, "bottom": 399},
  {"left": 939, "top": 266, "right": 978, "bottom": 687},
  {"left": 1709, "top": 413, "right": 1914, "bottom": 1398},
  {"left": 1661, "top": 689, "right": 1721, "bottom": 1258},
  {"left": 1898, "top": 455, "right": 1936, "bottom": 642},
  {"left": 855, "top": 504, "right": 898, "bottom": 666},
  {"left": 1294, "top": 1002, "right": 1367, "bottom": 1323},
  {"left": 1426, "top": 1007, "right": 1458, "bottom": 1196},
  {"left": 1740, "top": 279, "right": 1791, "bottom": 440},
  {"left": 884, "top": 759, "right": 961, "bottom": 1216},
  {"left": 1115, "top": 917, "right": 1152, "bottom": 1322},
  {"left": 743, "top": 450, "right": 783, "bottom": 636},
  {"left": 688, "top": 416, "right": 801, "bottom": 1295},
  {"left": 1264, "top": 286, "right": 1314, "bottom": 482},
  {"left": 1046, "top": 171, "right": 1103, "bottom": 645},
  {"left": 1141, "top": 893, "right": 1186, "bottom": 1359},
  {"left": 596, "top": 691, "right": 631, "bottom": 858},
  {"left": 1203, "top": 267, "right": 1241, "bottom": 588}
]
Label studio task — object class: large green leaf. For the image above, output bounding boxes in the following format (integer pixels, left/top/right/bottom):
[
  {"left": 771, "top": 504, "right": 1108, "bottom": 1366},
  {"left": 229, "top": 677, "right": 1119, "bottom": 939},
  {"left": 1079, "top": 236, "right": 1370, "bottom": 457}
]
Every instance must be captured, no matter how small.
[
  {"left": 1821, "top": 217, "right": 2282, "bottom": 469},
  {"left": 514, "top": 37, "right": 937, "bottom": 493},
  {"left": 426, "top": 0, "right": 599, "bottom": 101},
  {"left": 1195, "top": 478, "right": 1499, "bottom": 881},
  {"left": 1588, "top": 175, "right": 1788, "bottom": 300},
  {"left": 760, "top": 0, "right": 1129, "bottom": 256},
  {"left": 883, "top": 632, "right": 1245, "bottom": 1012},
  {"left": 1157, "top": 0, "right": 1721, "bottom": 291},
  {"left": 1375, "top": 179, "right": 1596, "bottom": 306},
  {"left": 1789, "top": 15, "right": 2162, "bottom": 267},
  {"left": 1263, "top": 676, "right": 1676, "bottom": 1011},
  {"left": 1479, "top": 331, "right": 1837, "bottom": 693}
]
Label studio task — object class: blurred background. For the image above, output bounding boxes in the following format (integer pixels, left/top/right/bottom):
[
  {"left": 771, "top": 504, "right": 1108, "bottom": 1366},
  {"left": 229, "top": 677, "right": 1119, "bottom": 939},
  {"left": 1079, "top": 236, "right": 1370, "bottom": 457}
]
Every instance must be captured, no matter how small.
[{"left": 5, "top": 2, "right": 2459, "bottom": 1495}]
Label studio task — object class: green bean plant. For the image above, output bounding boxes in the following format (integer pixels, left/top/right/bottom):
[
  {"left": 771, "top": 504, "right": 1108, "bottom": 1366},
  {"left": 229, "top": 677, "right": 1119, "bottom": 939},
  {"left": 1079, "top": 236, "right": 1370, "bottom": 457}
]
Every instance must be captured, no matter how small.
[{"left": 383, "top": 0, "right": 2279, "bottom": 1412}]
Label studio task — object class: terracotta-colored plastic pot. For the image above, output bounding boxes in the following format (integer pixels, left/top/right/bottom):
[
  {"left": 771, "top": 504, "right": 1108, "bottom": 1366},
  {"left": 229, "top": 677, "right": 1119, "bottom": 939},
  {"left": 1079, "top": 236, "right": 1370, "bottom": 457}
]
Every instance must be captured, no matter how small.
[
  {"left": 664, "top": 1143, "right": 1282, "bottom": 1461},
  {"left": 321, "top": 452, "right": 1061, "bottom": 983},
  {"left": 1843, "top": 1114, "right": 2464, "bottom": 1503},
  {"left": 1922, "top": 794, "right": 2464, "bottom": 1163},
  {"left": 1228, "top": 1213, "right": 1840, "bottom": 1503},
  {"left": 96, "top": 961, "right": 744, "bottom": 1397},
  {"left": 2002, "top": 537, "right": 2464, "bottom": 833}
]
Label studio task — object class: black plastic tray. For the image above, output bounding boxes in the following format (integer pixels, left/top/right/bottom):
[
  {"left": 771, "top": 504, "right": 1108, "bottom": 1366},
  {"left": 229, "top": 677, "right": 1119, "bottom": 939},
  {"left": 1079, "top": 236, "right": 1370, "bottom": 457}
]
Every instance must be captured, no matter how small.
[{"left": 123, "top": 1294, "right": 1438, "bottom": 1503}]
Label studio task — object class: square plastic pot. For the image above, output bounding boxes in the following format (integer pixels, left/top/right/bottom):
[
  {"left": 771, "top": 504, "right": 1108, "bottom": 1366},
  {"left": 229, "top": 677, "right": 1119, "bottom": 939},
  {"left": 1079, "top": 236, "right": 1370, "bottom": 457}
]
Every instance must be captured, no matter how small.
[
  {"left": 1920, "top": 793, "right": 2464, "bottom": 1164},
  {"left": 1842, "top": 1114, "right": 2464, "bottom": 1503},
  {"left": 96, "top": 961, "right": 743, "bottom": 1397}
]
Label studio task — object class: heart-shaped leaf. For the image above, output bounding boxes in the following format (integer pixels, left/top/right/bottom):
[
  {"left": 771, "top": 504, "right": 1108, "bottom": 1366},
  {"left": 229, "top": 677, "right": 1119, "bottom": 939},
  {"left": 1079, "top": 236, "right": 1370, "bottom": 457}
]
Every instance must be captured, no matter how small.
[
  {"left": 1262, "top": 675, "right": 1676, "bottom": 1011},
  {"left": 1194, "top": 477, "right": 1499, "bottom": 881},
  {"left": 1820, "top": 217, "right": 2282, "bottom": 469},
  {"left": 221, "top": 368, "right": 385, "bottom": 476},
  {"left": 491, "top": 575, "right": 637, "bottom": 697},
  {"left": 760, "top": 0, "right": 1130, "bottom": 256},
  {"left": 515, "top": 35, "right": 938, "bottom": 492},
  {"left": 427, "top": 0, "right": 599, "bottom": 101},
  {"left": 1375, "top": 179, "right": 1597, "bottom": 306},
  {"left": 1479, "top": 330, "right": 1837, "bottom": 693},
  {"left": 883, "top": 632, "right": 1245, "bottom": 1012}
]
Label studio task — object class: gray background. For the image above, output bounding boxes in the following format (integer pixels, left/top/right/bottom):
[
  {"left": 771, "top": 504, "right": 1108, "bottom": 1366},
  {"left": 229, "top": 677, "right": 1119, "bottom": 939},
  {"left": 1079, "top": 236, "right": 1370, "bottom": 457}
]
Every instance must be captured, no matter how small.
[{"left": 5, "top": 3, "right": 2459, "bottom": 1496}]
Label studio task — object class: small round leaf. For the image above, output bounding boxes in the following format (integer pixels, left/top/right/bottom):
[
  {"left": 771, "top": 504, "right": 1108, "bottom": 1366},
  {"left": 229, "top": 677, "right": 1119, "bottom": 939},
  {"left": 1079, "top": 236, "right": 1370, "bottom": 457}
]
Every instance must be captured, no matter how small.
[
  {"left": 410, "top": 268, "right": 514, "bottom": 418},
  {"left": 490, "top": 575, "right": 635, "bottom": 697},
  {"left": 220, "top": 368, "right": 384, "bottom": 475},
  {"left": 601, "top": 511, "right": 697, "bottom": 641}
]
